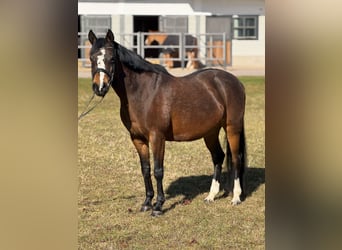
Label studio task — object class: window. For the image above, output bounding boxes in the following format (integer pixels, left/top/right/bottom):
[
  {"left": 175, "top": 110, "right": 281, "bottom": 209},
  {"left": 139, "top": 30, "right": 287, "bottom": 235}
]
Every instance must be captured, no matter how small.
[
  {"left": 81, "top": 15, "right": 111, "bottom": 35},
  {"left": 159, "top": 16, "right": 188, "bottom": 33},
  {"left": 233, "top": 16, "right": 258, "bottom": 40}
]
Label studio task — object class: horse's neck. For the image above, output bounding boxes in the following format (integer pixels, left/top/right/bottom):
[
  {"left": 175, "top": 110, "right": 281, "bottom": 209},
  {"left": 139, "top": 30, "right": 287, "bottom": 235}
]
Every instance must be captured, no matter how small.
[
  {"left": 112, "top": 64, "right": 154, "bottom": 129},
  {"left": 112, "top": 63, "right": 142, "bottom": 105},
  {"left": 111, "top": 63, "right": 128, "bottom": 103},
  {"left": 113, "top": 63, "right": 160, "bottom": 106}
]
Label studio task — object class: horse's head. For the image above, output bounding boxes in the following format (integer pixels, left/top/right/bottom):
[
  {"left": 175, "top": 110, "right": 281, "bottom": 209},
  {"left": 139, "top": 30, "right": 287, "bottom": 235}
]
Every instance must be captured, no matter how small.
[{"left": 88, "top": 29, "right": 116, "bottom": 97}]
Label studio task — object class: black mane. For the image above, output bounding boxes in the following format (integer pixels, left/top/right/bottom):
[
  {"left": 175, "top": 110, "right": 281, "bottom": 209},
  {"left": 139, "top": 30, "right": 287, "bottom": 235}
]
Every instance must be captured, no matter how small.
[{"left": 116, "top": 43, "right": 169, "bottom": 75}]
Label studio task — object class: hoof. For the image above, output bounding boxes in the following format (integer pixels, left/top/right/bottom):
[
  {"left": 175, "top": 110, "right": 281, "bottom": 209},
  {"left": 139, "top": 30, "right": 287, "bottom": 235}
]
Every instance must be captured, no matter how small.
[
  {"left": 151, "top": 209, "right": 163, "bottom": 217},
  {"left": 204, "top": 194, "right": 215, "bottom": 203},
  {"left": 204, "top": 198, "right": 214, "bottom": 203},
  {"left": 140, "top": 205, "right": 152, "bottom": 212},
  {"left": 231, "top": 198, "right": 241, "bottom": 206}
]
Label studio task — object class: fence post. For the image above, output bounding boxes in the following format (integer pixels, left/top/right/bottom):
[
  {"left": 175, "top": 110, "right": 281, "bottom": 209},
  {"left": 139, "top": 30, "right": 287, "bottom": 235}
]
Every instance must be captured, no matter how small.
[
  {"left": 137, "top": 32, "right": 141, "bottom": 58},
  {"left": 209, "top": 35, "right": 213, "bottom": 66},
  {"left": 223, "top": 32, "right": 227, "bottom": 67},
  {"left": 180, "top": 33, "right": 184, "bottom": 69}
]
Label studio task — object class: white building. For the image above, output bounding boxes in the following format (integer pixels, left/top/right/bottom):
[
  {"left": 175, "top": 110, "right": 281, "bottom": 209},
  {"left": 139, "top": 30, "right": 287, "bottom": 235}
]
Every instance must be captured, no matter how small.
[{"left": 78, "top": 0, "right": 265, "bottom": 68}]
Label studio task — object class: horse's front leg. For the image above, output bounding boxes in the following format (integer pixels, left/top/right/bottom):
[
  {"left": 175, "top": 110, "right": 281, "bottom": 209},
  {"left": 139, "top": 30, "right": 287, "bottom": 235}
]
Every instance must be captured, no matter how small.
[
  {"left": 150, "top": 132, "right": 166, "bottom": 216},
  {"left": 132, "top": 137, "right": 154, "bottom": 212}
]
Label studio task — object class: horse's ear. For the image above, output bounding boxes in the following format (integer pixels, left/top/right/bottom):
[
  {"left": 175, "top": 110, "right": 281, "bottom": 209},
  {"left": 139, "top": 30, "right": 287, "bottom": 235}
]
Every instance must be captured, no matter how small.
[
  {"left": 105, "top": 29, "right": 115, "bottom": 43},
  {"left": 88, "top": 30, "right": 97, "bottom": 45}
]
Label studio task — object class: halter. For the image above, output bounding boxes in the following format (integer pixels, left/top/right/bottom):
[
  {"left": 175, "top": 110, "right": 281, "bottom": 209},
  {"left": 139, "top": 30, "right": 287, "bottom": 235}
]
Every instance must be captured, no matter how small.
[
  {"left": 92, "top": 68, "right": 113, "bottom": 84},
  {"left": 78, "top": 45, "right": 117, "bottom": 121}
]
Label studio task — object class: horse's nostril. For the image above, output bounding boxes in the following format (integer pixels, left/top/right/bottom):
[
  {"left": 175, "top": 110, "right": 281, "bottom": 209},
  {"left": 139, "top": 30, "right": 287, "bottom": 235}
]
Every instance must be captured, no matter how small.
[
  {"left": 92, "top": 83, "right": 99, "bottom": 92},
  {"left": 92, "top": 83, "right": 108, "bottom": 97}
]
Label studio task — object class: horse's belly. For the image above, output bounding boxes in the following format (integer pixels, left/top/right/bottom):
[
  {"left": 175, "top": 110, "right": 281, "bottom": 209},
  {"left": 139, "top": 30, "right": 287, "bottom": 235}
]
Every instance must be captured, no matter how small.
[
  {"left": 171, "top": 128, "right": 213, "bottom": 141},
  {"left": 170, "top": 108, "right": 223, "bottom": 141}
]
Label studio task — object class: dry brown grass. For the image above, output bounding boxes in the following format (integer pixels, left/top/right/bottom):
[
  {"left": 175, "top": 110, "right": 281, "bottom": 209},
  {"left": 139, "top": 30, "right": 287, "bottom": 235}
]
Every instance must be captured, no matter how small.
[{"left": 78, "top": 76, "right": 264, "bottom": 249}]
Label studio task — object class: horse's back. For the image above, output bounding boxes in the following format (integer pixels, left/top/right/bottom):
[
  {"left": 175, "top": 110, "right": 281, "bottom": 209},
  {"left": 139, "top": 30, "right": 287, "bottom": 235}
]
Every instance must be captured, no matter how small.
[{"left": 180, "top": 68, "right": 245, "bottom": 99}]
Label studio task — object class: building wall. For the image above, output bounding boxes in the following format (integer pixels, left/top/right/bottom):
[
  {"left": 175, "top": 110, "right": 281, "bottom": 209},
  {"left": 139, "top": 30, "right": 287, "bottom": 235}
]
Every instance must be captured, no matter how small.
[
  {"left": 111, "top": 15, "right": 134, "bottom": 47},
  {"left": 232, "top": 15, "right": 265, "bottom": 68},
  {"left": 192, "top": 0, "right": 264, "bottom": 15},
  {"left": 188, "top": 15, "right": 206, "bottom": 34}
]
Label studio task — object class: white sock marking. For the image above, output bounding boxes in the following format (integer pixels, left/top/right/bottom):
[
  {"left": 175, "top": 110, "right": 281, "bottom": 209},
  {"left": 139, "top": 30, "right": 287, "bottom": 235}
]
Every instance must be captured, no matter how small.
[
  {"left": 231, "top": 178, "right": 242, "bottom": 205},
  {"left": 204, "top": 179, "right": 220, "bottom": 202}
]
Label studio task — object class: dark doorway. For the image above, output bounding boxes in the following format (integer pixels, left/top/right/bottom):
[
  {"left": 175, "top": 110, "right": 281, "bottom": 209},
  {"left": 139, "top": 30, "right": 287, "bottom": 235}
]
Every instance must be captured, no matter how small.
[
  {"left": 134, "top": 16, "right": 160, "bottom": 58},
  {"left": 134, "top": 16, "right": 159, "bottom": 32}
]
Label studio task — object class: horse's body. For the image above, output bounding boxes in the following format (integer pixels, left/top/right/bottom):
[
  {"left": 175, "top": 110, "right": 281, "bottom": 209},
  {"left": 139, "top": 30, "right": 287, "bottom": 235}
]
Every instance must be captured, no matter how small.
[
  {"left": 88, "top": 30, "right": 246, "bottom": 216},
  {"left": 145, "top": 31, "right": 199, "bottom": 69}
]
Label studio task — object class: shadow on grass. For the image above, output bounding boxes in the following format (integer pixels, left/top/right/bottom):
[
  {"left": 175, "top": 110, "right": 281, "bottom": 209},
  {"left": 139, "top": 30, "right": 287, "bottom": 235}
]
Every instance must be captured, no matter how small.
[{"left": 164, "top": 167, "right": 265, "bottom": 213}]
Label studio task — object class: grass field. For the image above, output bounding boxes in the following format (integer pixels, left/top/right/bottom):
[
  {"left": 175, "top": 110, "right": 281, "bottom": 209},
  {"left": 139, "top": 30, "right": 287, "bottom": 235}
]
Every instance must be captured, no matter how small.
[{"left": 78, "top": 75, "right": 265, "bottom": 249}]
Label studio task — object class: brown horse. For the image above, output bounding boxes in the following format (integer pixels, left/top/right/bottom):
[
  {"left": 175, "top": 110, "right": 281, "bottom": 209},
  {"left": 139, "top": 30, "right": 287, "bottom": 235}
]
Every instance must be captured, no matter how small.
[
  {"left": 88, "top": 29, "right": 246, "bottom": 216},
  {"left": 145, "top": 31, "right": 200, "bottom": 69}
]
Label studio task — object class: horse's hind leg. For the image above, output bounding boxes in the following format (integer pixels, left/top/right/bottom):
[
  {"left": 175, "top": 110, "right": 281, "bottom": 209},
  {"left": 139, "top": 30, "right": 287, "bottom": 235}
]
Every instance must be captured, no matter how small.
[
  {"left": 226, "top": 125, "right": 245, "bottom": 205},
  {"left": 204, "top": 130, "right": 225, "bottom": 202}
]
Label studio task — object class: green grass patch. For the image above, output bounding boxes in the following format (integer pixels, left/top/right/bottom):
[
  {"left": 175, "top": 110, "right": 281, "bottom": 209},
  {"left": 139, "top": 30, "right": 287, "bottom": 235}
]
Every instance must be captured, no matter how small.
[{"left": 78, "top": 75, "right": 265, "bottom": 249}]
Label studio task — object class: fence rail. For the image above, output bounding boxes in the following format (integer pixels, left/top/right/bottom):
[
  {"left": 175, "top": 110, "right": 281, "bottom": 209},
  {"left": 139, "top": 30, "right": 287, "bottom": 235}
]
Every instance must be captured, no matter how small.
[{"left": 78, "top": 32, "right": 231, "bottom": 68}]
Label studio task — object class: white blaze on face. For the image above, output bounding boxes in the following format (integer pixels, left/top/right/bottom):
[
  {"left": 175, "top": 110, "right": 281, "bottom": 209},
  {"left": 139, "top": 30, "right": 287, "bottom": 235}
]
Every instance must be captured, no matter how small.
[{"left": 96, "top": 48, "right": 106, "bottom": 91}]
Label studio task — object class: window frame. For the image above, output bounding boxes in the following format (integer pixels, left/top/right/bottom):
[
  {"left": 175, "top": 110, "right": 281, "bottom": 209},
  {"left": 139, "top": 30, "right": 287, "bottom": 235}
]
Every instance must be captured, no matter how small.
[{"left": 233, "top": 15, "right": 258, "bottom": 40}]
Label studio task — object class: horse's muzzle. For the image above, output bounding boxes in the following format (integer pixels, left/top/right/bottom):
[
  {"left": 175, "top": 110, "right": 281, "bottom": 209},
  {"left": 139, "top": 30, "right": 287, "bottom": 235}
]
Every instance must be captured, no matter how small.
[{"left": 92, "top": 83, "right": 109, "bottom": 97}]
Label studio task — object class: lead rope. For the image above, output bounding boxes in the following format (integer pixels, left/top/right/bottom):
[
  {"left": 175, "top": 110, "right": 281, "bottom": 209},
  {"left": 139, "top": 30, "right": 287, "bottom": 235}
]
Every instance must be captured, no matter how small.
[{"left": 78, "top": 93, "right": 104, "bottom": 121}]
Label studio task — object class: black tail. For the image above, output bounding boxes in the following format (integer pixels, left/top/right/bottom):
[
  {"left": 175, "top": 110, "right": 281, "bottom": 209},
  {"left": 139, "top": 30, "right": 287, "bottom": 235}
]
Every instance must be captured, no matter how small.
[
  {"left": 240, "top": 124, "right": 247, "bottom": 174},
  {"left": 239, "top": 124, "right": 247, "bottom": 197}
]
